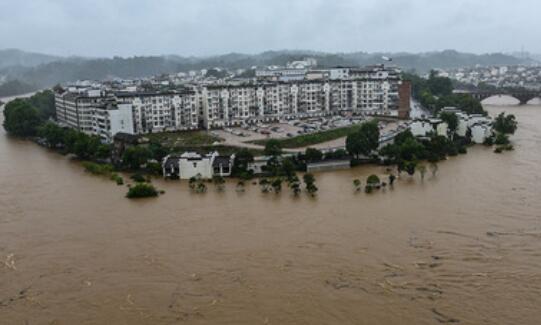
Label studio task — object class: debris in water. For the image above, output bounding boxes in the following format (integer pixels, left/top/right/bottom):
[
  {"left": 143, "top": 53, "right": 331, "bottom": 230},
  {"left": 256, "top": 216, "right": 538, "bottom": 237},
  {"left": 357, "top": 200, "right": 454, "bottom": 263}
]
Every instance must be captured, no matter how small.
[
  {"left": 3, "top": 254, "right": 16, "bottom": 270},
  {"left": 383, "top": 262, "right": 403, "bottom": 270},
  {"left": 431, "top": 308, "right": 460, "bottom": 323}
]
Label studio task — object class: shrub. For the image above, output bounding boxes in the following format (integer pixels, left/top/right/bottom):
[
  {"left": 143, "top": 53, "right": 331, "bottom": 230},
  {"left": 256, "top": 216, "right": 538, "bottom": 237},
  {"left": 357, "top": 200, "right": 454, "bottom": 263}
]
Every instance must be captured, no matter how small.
[
  {"left": 131, "top": 173, "right": 147, "bottom": 183},
  {"left": 110, "top": 172, "right": 124, "bottom": 185},
  {"left": 483, "top": 136, "right": 494, "bottom": 146},
  {"left": 126, "top": 183, "right": 159, "bottom": 198},
  {"left": 494, "top": 133, "right": 510, "bottom": 145},
  {"left": 366, "top": 174, "right": 381, "bottom": 186},
  {"left": 82, "top": 161, "right": 113, "bottom": 176},
  {"left": 146, "top": 162, "right": 162, "bottom": 175}
]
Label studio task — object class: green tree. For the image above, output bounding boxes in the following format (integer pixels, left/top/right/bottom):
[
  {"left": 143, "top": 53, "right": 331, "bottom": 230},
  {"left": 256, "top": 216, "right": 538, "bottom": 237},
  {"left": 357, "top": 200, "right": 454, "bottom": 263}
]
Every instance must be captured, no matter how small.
[
  {"left": 37, "top": 122, "right": 66, "bottom": 148},
  {"left": 271, "top": 178, "right": 283, "bottom": 193},
  {"left": 493, "top": 112, "right": 518, "bottom": 135},
  {"left": 439, "top": 112, "right": 459, "bottom": 134},
  {"left": 26, "top": 90, "right": 56, "bottom": 120},
  {"left": 281, "top": 157, "right": 297, "bottom": 180},
  {"left": 213, "top": 175, "right": 226, "bottom": 191},
  {"left": 428, "top": 70, "right": 454, "bottom": 97},
  {"left": 3, "top": 99, "right": 41, "bottom": 136},
  {"left": 353, "top": 179, "right": 362, "bottom": 192},
  {"left": 259, "top": 178, "right": 271, "bottom": 193},
  {"left": 264, "top": 139, "right": 283, "bottom": 156},
  {"left": 148, "top": 142, "right": 168, "bottom": 161},
  {"left": 303, "top": 173, "right": 318, "bottom": 196},
  {"left": 232, "top": 149, "right": 254, "bottom": 176},
  {"left": 126, "top": 183, "right": 159, "bottom": 199},
  {"left": 494, "top": 133, "right": 510, "bottom": 145},
  {"left": 287, "top": 175, "right": 302, "bottom": 196},
  {"left": 73, "top": 134, "right": 101, "bottom": 160},
  {"left": 304, "top": 148, "right": 323, "bottom": 163},
  {"left": 418, "top": 164, "right": 427, "bottom": 180},
  {"left": 122, "top": 146, "right": 151, "bottom": 170},
  {"left": 346, "top": 121, "right": 380, "bottom": 158}
]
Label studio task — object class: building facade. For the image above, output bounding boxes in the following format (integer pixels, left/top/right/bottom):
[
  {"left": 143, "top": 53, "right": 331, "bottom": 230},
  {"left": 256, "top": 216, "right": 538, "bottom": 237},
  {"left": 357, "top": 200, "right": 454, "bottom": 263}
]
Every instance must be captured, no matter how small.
[{"left": 55, "top": 65, "right": 410, "bottom": 142}]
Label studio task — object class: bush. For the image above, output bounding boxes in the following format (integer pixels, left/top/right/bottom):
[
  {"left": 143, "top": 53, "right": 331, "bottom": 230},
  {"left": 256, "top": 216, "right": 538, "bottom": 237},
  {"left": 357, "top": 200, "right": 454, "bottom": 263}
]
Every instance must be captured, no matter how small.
[
  {"left": 131, "top": 173, "right": 147, "bottom": 183},
  {"left": 366, "top": 174, "right": 381, "bottom": 186},
  {"left": 494, "top": 133, "right": 510, "bottom": 145},
  {"left": 126, "top": 183, "right": 159, "bottom": 198},
  {"left": 82, "top": 162, "right": 113, "bottom": 176},
  {"left": 483, "top": 136, "right": 494, "bottom": 146},
  {"left": 325, "top": 149, "right": 348, "bottom": 160},
  {"left": 495, "top": 144, "right": 514, "bottom": 153},
  {"left": 146, "top": 162, "right": 162, "bottom": 175},
  {"left": 110, "top": 173, "right": 124, "bottom": 185}
]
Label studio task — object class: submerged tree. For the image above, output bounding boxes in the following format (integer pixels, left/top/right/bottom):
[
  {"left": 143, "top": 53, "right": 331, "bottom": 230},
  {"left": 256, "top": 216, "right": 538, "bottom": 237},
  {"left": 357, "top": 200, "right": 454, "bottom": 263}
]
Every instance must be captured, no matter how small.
[
  {"left": 213, "top": 175, "right": 226, "bottom": 192},
  {"left": 259, "top": 178, "right": 271, "bottom": 193},
  {"left": 271, "top": 178, "right": 283, "bottom": 193},
  {"left": 303, "top": 173, "right": 318, "bottom": 196},
  {"left": 493, "top": 112, "right": 518, "bottom": 135},
  {"left": 418, "top": 164, "right": 427, "bottom": 181},
  {"left": 430, "top": 162, "right": 439, "bottom": 177},
  {"left": 388, "top": 174, "right": 396, "bottom": 186},
  {"left": 353, "top": 179, "right": 362, "bottom": 192},
  {"left": 236, "top": 180, "right": 245, "bottom": 192},
  {"left": 287, "top": 175, "right": 302, "bottom": 196},
  {"left": 2, "top": 99, "right": 42, "bottom": 137}
]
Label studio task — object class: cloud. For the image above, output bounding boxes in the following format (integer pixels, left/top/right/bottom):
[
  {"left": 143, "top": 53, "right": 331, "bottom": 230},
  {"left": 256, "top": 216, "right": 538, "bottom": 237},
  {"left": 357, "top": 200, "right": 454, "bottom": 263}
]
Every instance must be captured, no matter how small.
[{"left": 0, "top": 0, "right": 539, "bottom": 57}]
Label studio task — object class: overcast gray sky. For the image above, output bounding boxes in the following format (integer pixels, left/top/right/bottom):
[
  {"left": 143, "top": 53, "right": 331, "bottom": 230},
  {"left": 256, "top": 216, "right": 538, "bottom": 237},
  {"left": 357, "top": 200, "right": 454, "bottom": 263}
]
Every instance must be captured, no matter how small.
[{"left": 0, "top": 0, "right": 539, "bottom": 57}]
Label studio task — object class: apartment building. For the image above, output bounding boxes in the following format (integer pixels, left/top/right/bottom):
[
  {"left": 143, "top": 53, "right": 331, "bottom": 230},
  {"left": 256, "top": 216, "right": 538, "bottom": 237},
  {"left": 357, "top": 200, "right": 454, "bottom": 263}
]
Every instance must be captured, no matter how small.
[{"left": 55, "top": 64, "right": 410, "bottom": 142}]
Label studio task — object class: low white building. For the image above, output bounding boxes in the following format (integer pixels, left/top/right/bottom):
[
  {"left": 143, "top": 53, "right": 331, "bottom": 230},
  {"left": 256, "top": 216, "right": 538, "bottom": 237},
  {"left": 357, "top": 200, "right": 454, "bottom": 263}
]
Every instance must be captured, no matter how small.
[
  {"left": 162, "top": 152, "right": 234, "bottom": 180},
  {"left": 471, "top": 123, "right": 492, "bottom": 144},
  {"left": 436, "top": 122, "right": 449, "bottom": 137},
  {"left": 410, "top": 119, "right": 443, "bottom": 137}
]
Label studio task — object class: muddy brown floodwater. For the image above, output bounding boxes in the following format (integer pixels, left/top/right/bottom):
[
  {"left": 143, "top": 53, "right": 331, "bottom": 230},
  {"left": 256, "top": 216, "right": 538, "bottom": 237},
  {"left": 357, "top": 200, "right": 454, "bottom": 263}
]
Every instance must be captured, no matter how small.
[{"left": 1, "top": 99, "right": 541, "bottom": 324}]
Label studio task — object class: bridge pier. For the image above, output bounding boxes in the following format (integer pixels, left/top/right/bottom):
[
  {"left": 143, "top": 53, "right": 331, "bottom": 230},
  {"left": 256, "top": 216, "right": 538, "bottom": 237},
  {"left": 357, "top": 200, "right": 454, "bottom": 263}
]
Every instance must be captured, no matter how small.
[{"left": 515, "top": 95, "right": 536, "bottom": 105}]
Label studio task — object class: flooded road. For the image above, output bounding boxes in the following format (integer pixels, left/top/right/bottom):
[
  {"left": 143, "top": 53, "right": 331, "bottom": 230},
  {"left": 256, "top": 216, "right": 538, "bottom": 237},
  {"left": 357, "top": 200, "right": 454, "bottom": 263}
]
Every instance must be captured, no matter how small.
[{"left": 1, "top": 98, "right": 541, "bottom": 324}]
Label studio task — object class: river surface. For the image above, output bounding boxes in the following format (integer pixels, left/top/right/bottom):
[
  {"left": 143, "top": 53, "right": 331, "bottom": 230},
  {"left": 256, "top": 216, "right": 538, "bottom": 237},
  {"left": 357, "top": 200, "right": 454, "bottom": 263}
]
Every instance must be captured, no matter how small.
[{"left": 1, "top": 96, "right": 541, "bottom": 324}]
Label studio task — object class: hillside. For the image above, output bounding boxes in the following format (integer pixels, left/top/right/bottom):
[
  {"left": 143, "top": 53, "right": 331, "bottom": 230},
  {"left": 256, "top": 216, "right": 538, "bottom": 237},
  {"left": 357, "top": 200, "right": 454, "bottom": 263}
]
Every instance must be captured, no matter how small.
[{"left": 0, "top": 49, "right": 536, "bottom": 97}]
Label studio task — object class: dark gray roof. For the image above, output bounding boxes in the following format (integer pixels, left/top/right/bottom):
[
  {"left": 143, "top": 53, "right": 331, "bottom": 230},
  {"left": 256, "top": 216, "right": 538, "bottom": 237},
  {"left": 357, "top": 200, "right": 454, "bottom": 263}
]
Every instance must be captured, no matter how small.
[
  {"left": 163, "top": 155, "right": 180, "bottom": 169},
  {"left": 113, "top": 132, "right": 139, "bottom": 144},
  {"left": 213, "top": 156, "right": 231, "bottom": 167}
]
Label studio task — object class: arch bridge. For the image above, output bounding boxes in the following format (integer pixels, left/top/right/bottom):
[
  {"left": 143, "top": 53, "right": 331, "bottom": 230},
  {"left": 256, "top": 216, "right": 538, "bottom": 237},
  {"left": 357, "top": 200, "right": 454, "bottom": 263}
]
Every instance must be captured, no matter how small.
[{"left": 465, "top": 90, "right": 541, "bottom": 105}]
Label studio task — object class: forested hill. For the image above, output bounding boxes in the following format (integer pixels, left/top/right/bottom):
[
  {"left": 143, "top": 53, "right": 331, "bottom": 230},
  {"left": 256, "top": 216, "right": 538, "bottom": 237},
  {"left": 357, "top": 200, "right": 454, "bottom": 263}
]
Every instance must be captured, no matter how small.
[
  {"left": 0, "top": 49, "right": 61, "bottom": 69},
  {"left": 0, "top": 49, "right": 537, "bottom": 97}
]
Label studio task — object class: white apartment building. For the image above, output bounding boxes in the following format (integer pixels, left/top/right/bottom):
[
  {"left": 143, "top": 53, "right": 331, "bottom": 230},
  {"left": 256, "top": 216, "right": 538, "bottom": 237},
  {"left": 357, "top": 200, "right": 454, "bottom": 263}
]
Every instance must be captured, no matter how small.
[{"left": 55, "top": 65, "right": 407, "bottom": 141}]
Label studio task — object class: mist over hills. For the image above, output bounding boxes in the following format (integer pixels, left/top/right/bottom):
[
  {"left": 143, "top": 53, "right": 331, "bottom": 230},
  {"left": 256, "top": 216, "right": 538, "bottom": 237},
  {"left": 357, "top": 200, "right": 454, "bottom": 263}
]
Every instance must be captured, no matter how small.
[
  {"left": 0, "top": 49, "right": 62, "bottom": 69},
  {"left": 0, "top": 49, "right": 538, "bottom": 97}
]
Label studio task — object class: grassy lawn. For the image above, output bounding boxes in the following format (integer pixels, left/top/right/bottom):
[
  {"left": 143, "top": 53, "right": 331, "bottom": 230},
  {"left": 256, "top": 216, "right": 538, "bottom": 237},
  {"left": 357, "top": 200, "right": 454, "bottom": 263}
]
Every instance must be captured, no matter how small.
[
  {"left": 146, "top": 130, "right": 223, "bottom": 147},
  {"left": 249, "top": 124, "right": 362, "bottom": 149}
]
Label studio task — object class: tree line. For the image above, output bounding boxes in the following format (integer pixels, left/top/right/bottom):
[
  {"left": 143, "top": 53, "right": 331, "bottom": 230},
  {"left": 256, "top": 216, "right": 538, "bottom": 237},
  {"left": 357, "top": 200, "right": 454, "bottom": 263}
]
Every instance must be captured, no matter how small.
[{"left": 403, "top": 70, "right": 486, "bottom": 115}]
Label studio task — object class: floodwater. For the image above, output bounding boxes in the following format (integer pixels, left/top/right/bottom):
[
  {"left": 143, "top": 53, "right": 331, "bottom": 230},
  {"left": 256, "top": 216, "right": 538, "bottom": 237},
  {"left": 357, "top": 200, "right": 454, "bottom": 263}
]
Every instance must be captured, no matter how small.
[{"left": 1, "top": 96, "right": 541, "bottom": 324}]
